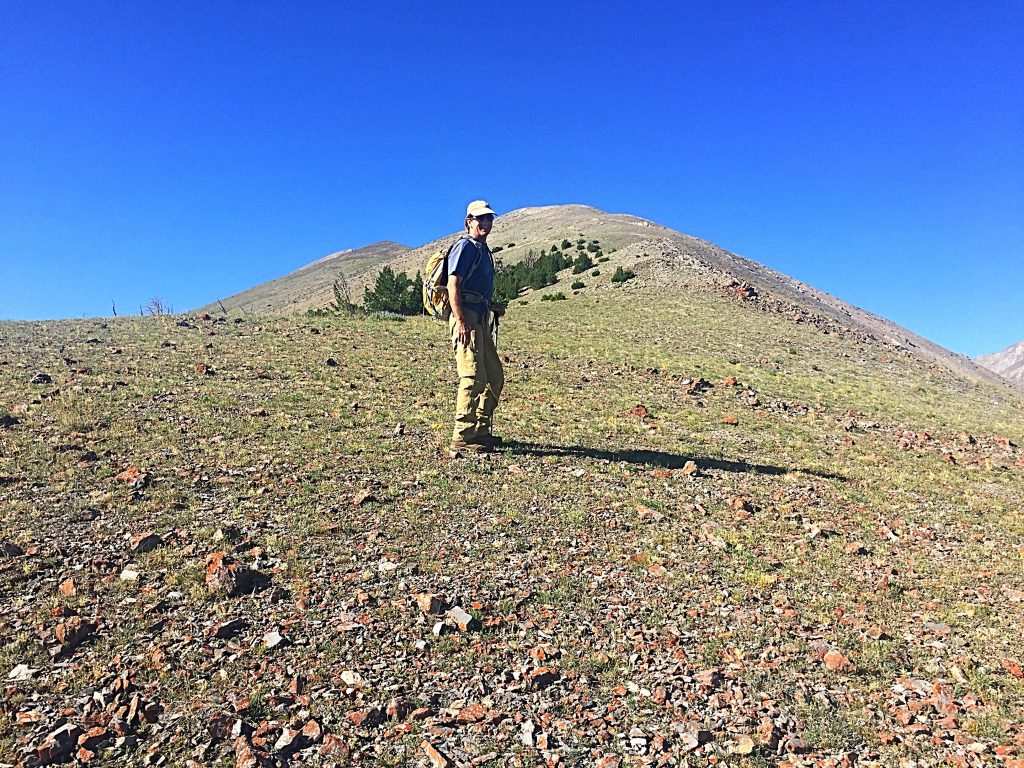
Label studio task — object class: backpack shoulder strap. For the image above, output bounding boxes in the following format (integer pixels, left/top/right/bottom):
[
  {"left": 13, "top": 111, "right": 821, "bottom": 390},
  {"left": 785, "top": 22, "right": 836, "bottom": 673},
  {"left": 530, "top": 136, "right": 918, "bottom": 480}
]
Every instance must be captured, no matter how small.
[{"left": 450, "top": 236, "right": 485, "bottom": 281}]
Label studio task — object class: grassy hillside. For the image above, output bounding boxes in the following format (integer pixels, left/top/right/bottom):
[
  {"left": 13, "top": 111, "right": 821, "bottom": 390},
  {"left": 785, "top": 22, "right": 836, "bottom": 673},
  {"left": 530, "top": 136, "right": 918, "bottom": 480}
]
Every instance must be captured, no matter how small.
[{"left": 2, "top": 282, "right": 1023, "bottom": 767}]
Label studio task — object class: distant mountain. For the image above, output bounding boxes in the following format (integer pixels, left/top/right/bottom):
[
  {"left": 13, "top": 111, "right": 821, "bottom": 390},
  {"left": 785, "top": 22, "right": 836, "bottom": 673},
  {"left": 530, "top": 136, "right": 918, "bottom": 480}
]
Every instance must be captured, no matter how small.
[
  {"left": 977, "top": 340, "right": 1024, "bottom": 386},
  {"left": 198, "top": 241, "right": 409, "bottom": 314},
  {"left": 195, "top": 204, "right": 1015, "bottom": 391}
]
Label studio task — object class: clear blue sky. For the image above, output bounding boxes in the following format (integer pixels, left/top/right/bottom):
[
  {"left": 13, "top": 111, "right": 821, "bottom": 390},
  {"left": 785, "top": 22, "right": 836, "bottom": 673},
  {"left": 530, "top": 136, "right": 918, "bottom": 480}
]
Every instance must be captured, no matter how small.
[{"left": 2, "top": 1, "right": 1021, "bottom": 357}]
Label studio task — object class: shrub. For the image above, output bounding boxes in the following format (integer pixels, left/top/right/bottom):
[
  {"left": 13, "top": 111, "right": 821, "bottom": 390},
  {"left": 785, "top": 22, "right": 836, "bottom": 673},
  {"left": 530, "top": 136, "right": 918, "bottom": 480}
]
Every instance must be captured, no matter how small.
[
  {"left": 561, "top": 239, "right": 572, "bottom": 250},
  {"left": 591, "top": 269, "right": 600, "bottom": 277},
  {"left": 586, "top": 242, "right": 600, "bottom": 253},
  {"left": 363, "top": 266, "right": 421, "bottom": 315},
  {"left": 491, "top": 245, "right": 503, "bottom": 253},
  {"left": 330, "top": 278, "right": 357, "bottom": 315},
  {"left": 598, "top": 256, "right": 609, "bottom": 263},
  {"left": 506, "top": 242, "right": 516, "bottom": 248},
  {"left": 611, "top": 266, "right": 636, "bottom": 283},
  {"left": 541, "top": 292, "right": 567, "bottom": 301},
  {"left": 571, "top": 253, "right": 594, "bottom": 274},
  {"left": 571, "top": 280, "right": 585, "bottom": 289}
]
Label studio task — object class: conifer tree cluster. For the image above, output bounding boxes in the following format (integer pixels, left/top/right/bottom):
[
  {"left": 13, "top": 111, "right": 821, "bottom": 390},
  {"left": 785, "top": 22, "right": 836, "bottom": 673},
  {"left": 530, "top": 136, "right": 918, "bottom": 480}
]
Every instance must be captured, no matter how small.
[
  {"left": 363, "top": 266, "right": 422, "bottom": 315},
  {"left": 493, "top": 248, "right": 573, "bottom": 303}
]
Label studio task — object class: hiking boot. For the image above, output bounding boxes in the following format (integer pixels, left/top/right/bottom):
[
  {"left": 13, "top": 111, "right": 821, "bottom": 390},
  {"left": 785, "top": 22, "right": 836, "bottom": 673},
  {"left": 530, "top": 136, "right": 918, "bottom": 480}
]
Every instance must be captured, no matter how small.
[{"left": 449, "top": 438, "right": 493, "bottom": 455}]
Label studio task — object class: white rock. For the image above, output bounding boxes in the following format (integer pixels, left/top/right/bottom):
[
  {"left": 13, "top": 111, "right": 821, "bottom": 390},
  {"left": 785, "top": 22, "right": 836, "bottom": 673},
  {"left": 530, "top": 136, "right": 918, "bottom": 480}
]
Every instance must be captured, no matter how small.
[
  {"left": 8, "top": 664, "right": 37, "bottom": 681},
  {"left": 263, "top": 630, "right": 286, "bottom": 649},
  {"left": 120, "top": 569, "right": 141, "bottom": 581},
  {"left": 340, "top": 670, "right": 364, "bottom": 687}
]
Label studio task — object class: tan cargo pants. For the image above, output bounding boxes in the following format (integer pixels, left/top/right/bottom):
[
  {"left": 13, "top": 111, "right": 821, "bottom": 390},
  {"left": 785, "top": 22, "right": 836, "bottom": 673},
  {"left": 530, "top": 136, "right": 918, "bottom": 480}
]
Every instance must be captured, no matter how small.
[{"left": 449, "top": 308, "right": 504, "bottom": 443}]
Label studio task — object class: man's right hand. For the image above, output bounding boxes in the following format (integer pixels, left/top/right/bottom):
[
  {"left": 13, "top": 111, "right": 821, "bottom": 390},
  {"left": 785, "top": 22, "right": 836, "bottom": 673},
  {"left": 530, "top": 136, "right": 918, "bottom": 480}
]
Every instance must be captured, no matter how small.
[{"left": 454, "top": 319, "right": 472, "bottom": 349}]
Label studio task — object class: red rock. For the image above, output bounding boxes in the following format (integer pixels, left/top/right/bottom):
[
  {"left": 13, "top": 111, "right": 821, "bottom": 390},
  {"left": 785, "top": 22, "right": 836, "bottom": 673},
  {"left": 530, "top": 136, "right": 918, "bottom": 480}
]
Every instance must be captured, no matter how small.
[
  {"left": 208, "top": 618, "right": 247, "bottom": 638},
  {"left": 730, "top": 497, "right": 754, "bottom": 513},
  {"left": 347, "top": 707, "right": 383, "bottom": 728},
  {"left": 78, "top": 727, "right": 111, "bottom": 750},
  {"left": 35, "top": 724, "right": 83, "bottom": 763},
  {"left": 528, "top": 666, "right": 559, "bottom": 689},
  {"left": 319, "top": 733, "right": 349, "bottom": 757},
  {"left": 205, "top": 553, "right": 257, "bottom": 596},
  {"left": 114, "top": 466, "right": 147, "bottom": 485},
  {"left": 416, "top": 593, "right": 449, "bottom": 616},
  {"left": 721, "top": 414, "right": 739, "bottom": 425},
  {"left": 301, "top": 719, "right": 322, "bottom": 743},
  {"left": 59, "top": 577, "right": 77, "bottom": 596},
  {"left": 456, "top": 702, "right": 487, "bottom": 724},
  {"left": 823, "top": 649, "right": 848, "bottom": 671},
  {"left": 233, "top": 735, "right": 276, "bottom": 768},
  {"left": 421, "top": 739, "right": 453, "bottom": 768},
  {"left": 54, "top": 616, "right": 96, "bottom": 651}
]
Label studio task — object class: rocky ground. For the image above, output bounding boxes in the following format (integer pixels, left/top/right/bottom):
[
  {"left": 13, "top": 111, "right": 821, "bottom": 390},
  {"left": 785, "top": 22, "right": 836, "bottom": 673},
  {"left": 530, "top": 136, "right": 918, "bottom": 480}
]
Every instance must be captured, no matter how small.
[{"left": 2, "top": 288, "right": 1023, "bottom": 767}]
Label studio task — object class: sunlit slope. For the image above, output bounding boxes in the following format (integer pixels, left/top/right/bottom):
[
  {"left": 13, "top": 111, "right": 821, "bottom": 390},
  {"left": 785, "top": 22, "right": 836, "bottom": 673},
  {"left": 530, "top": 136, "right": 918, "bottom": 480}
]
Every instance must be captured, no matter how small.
[{"left": 2, "top": 285, "right": 1022, "bottom": 765}]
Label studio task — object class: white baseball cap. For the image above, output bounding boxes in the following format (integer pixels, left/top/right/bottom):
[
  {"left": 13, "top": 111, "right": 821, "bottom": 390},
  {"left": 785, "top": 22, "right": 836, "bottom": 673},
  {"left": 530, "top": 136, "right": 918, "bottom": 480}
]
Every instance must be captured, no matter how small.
[{"left": 466, "top": 200, "right": 497, "bottom": 217}]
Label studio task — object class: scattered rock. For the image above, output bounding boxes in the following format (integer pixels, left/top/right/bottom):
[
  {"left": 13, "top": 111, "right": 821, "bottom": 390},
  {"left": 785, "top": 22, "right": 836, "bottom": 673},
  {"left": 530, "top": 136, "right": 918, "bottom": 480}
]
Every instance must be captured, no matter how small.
[
  {"left": 262, "top": 630, "right": 288, "bottom": 649},
  {"left": 205, "top": 553, "right": 264, "bottom": 596},
  {"left": 2, "top": 540, "right": 25, "bottom": 557},
  {"left": 732, "top": 735, "right": 755, "bottom": 755},
  {"left": 447, "top": 606, "right": 478, "bottom": 632},
  {"left": 8, "top": 663, "right": 38, "bottom": 681},
  {"left": 53, "top": 616, "right": 97, "bottom": 653},
  {"left": 130, "top": 531, "right": 164, "bottom": 553},
  {"left": 416, "top": 592, "right": 449, "bottom": 616},
  {"left": 421, "top": 739, "right": 453, "bottom": 768},
  {"left": 353, "top": 490, "right": 377, "bottom": 506},
  {"left": 528, "top": 666, "right": 559, "bottom": 689},
  {"left": 34, "top": 723, "right": 83, "bottom": 764},
  {"left": 208, "top": 618, "right": 248, "bottom": 639}
]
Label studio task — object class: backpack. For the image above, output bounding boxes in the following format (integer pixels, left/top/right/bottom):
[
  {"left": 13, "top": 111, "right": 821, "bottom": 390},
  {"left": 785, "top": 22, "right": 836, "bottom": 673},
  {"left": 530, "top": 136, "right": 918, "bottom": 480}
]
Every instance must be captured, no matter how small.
[{"left": 422, "top": 237, "right": 484, "bottom": 319}]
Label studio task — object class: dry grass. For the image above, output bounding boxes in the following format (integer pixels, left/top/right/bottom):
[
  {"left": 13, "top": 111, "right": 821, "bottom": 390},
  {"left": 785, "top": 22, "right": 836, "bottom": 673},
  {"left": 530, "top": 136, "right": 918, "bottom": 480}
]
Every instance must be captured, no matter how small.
[{"left": 1, "top": 284, "right": 1022, "bottom": 766}]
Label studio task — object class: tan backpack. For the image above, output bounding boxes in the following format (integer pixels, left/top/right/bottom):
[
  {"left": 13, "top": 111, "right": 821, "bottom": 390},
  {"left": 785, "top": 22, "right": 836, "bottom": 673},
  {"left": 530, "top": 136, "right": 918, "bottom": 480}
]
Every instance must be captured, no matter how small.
[{"left": 421, "top": 237, "right": 484, "bottom": 319}]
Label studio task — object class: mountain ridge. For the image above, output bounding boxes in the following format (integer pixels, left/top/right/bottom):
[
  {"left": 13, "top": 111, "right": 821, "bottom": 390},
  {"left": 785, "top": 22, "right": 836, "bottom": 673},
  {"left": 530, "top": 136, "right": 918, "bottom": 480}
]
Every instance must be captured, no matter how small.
[
  {"left": 197, "top": 204, "right": 1019, "bottom": 393},
  {"left": 977, "top": 339, "right": 1024, "bottom": 386}
]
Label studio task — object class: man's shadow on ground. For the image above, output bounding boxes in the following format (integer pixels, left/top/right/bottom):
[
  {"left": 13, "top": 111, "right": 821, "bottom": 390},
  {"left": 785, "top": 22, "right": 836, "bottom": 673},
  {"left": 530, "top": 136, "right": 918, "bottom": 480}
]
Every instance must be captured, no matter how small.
[{"left": 500, "top": 441, "right": 846, "bottom": 481}]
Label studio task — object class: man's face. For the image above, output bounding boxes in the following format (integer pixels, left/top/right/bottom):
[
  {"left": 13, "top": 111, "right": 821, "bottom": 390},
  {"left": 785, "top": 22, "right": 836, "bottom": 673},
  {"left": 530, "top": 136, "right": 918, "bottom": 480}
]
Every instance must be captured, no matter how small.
[{"left": 468, "top": 214, "right": 494, "bottom": 240}]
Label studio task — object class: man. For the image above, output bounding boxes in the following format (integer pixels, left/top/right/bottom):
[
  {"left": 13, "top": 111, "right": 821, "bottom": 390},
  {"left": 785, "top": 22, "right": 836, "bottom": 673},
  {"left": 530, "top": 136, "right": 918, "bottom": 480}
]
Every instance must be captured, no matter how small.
[{"left": 448, "top": 200, "right": 506, "bottom": 454}]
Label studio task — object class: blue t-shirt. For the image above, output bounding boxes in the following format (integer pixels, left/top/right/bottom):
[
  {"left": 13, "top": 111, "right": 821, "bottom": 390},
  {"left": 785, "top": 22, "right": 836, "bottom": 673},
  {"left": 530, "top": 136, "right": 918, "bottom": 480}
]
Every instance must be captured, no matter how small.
[{"left": 447, "top": 237, "right": 494, "bottom": 314}]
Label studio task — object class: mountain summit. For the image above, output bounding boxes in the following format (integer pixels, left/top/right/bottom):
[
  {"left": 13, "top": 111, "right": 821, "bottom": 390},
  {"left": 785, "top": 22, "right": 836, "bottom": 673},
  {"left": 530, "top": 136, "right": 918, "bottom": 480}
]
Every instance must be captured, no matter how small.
[
  {"left": 199, "top": 204, "right": 1015, "bottom": 391},
  {"left": 977, "top": 340, "right": 1024, "bottom": 386}
]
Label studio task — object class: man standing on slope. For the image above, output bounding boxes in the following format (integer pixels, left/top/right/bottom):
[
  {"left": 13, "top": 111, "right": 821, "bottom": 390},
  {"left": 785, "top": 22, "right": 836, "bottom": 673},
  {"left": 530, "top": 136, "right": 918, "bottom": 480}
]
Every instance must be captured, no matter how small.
[{"left": 448, "top": 200, "right": 505, "bottom": 455}]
